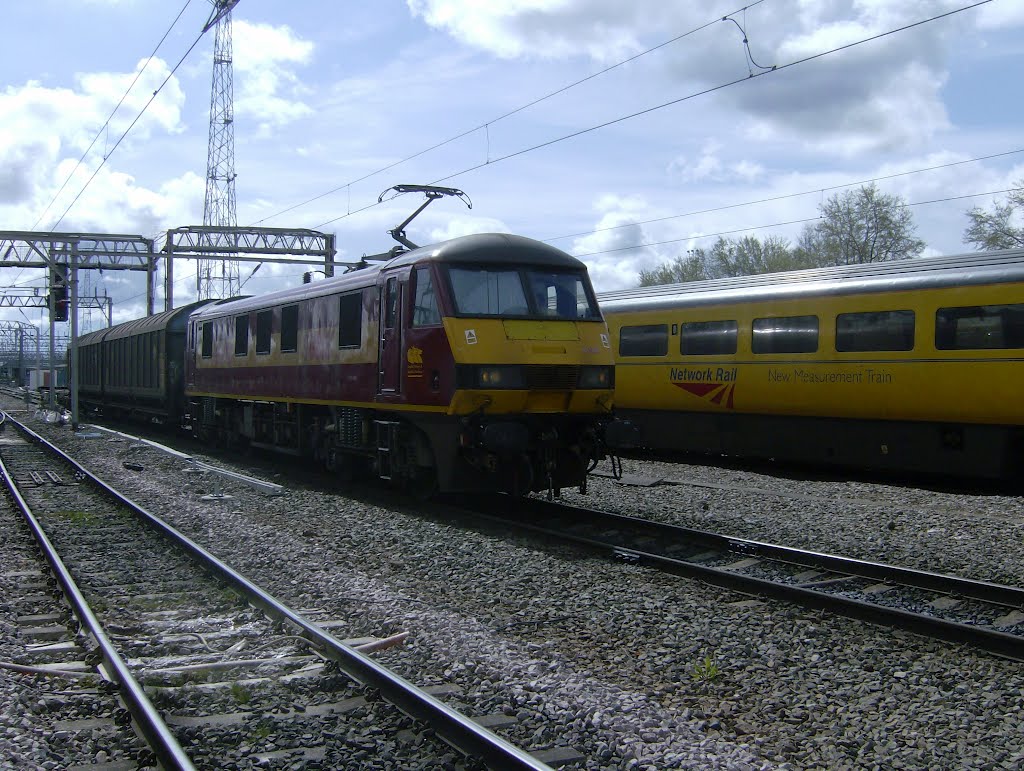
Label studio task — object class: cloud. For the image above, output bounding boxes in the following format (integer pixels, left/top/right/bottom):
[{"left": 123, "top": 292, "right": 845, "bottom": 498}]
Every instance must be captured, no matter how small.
[
  {"left": 405, "top": 1, "right": 974, "bottom": 155},
  {"left": 569, "top": 194, "right": 665, "bottom": 290},
  {"left": 407, "top": 0, "right": 645, "bottom": 61},
  {"left": 427, "top": 214, "right": 510, "bottom": 243},
  {"left": 0, "top": 58, "right": 187, "bottom": 229},
  {"left": 668, "top": 141, "right": 766, "bottom": 184},
  {"left": 232, "top": 20, "right": 315, "bottom": 134}
]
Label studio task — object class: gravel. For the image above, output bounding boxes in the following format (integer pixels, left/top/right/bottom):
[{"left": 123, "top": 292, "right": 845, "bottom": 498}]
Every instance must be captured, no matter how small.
[{"left": 5, "top": 409, "right": 1024, "bottom": 769}]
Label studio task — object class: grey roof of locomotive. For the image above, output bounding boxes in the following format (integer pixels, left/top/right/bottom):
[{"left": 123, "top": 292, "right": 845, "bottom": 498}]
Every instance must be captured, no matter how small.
[
  {"left": 597, "top": 248, "right": 1024, "bottom": 314},
  {"left": 190, "top": 232, "right": 587, "bottom": 321}
]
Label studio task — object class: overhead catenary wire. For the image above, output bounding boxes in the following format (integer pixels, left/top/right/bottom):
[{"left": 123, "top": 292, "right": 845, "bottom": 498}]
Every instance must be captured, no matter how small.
[
  {"left": 31, "top": 0, "right": 196, "bottom": 232},
  {"left": 251, "top": 0, "right": 768, "bottom": 227},
  {"left": 47, "top": 16, "right": 215, "bottom": 231},
  {"left": 63, "top": 1, "right": 1005, "bottom": 314},
  {"left": 96, "top": 182, "right": 1021, "bottom": 319},
  {"left": 426, "top": 2, "right": 993, "bottom": 188},
  {"left": 569, "top": 185, "right": 1024, "bottom": 259},
  {"left": 544, "top": 148, "right": 1024, "bottom": 243},
  {"left": 312, "top": 0, "right": 993, "bottom": 230}
]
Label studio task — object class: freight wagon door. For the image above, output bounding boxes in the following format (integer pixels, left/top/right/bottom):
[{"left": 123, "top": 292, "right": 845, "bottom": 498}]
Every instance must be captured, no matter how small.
[{"left": 378, "top": 273, "right": 405, "bottom": 394}]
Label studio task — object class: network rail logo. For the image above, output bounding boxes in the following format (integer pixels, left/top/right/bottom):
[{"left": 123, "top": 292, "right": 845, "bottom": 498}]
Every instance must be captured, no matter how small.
[{"left": 670, "top": 367, "right": 737, "bottom": 409}]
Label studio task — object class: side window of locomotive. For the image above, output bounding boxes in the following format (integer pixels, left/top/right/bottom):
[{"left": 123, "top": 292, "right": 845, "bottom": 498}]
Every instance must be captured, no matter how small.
[
  {"left": 752, "top": 315, "right": 819, "bottom": 354},
  {"left": 281, "top": 305, "right": 298, "bottom": 352},
  {"left": 935, "top": 303, "right": 1024, "bottom": 350},
  {"left": 680, "top": 320, "right": 738, "bottom": 355},
  {"left": 338, "top": 291, "right": 362, "bottom": 349},
  {"left": 255, "top": 310, "right": 272, "bottom": 355},
  {"left": 619, "top": 324, "right": 669, "bottom": 357},
  {"left": 448, "top": 267, "right": 528, "bottom": 316},
  {"left": 383, "top": 278, "right": 398, "bottom": 329},
  {"left": 836, "top": 310, "right": 915, "bottom": 352},
  {"left": 234, "top": 315, "right": 249, "bottom": 356},
  {"left": 412, "top": 267, "right": 440, "bottom": 326},
  {"left": 201, "top": 322, "right": 213, "bottom": 358}
]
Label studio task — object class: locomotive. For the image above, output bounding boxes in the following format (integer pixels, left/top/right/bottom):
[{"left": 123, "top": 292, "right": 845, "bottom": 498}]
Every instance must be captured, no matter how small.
[
  {"left": 77, "top": 229, "right": 627, "bottom": 495},
  {"left": 599, "top": 248, "right": 1024, "bottom": 480}
]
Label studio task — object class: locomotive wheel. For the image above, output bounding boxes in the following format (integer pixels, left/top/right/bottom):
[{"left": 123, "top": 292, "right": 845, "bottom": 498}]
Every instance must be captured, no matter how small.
[
  {"left": 406, "top": 466, "right": 438, "bottom": 501},
  {"left": 503, "top": 455, "right": 534, "bottom": 497}
]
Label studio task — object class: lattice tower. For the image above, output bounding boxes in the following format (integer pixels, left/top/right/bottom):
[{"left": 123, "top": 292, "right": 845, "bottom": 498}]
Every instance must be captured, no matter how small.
[{"left": 199, "top": 0, "right": 240, "bottom": 300}]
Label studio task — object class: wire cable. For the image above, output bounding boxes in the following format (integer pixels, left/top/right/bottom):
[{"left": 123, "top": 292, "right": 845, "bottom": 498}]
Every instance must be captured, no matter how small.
[
  {"left": 252, "top": 1, "right": 767, "bottom": 226},
  {"left": 47, "top": 20, "right": 213, "bottom": 231},
  {"left": 543, "top": 148, "right": 1024, "bottom": 242},
  {"left": 313, "top": 0, "right": 992, "bottom": 230},
  {"left": 569, "top": 185, "right": 1023, "bottom": 259},
  {"left": 428, "top": 1, "right": 993, "bottom": 187},
  {"left": 31, "top": 0, "right": 196, "bottom": 231}
]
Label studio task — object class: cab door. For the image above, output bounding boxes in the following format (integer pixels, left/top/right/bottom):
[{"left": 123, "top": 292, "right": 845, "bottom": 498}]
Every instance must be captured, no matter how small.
[{"left": 378, "top": 272, "right": 406, "bottom": 394}]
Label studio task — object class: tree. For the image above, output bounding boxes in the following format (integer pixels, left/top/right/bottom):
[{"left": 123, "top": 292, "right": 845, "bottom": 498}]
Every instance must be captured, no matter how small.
[
  {"left": 963, "top": 182, "right": 1024, "bottom": 250},
  {"left": 637, "top": 185, "right": 925, "bottom": 286},
  {"left": 795, "top": 184, "right": 924, "bottom": 265},
  {"left": 638, "top": 235, "right": 805, "bottom": 286},
  {"left": 708, "top": 235, "right": 808, "bottom": 276},
  {"left": 638, "top": 248, "right": 712, "bottom": 286}
]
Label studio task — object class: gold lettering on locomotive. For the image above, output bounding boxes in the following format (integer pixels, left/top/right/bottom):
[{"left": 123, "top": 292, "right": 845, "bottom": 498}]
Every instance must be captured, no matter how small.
[{"left": 407, "top": 346, "right": 424, "bottom": 378}]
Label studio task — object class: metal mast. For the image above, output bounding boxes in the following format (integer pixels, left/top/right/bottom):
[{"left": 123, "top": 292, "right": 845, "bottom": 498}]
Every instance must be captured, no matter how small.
[{"left": 199, "top": 0, "right": 241, "bottom": 300}]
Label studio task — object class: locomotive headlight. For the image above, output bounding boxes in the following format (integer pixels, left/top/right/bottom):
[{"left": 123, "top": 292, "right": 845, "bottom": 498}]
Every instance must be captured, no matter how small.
[
  {"left": 477, "top": 366, "right": 524, "bottom": 389},
  {"left": 577, "top": 365, "right": 614, "bottom": 389}
]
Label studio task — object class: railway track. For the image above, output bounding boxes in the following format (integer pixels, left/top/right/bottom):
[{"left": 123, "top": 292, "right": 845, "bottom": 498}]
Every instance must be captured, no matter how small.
[
  {"left": 448, "top": 494, "right": 1024, "bottom": 662},
  {"left": 0, "top": 412, "right": 554, "bottom": 770}
]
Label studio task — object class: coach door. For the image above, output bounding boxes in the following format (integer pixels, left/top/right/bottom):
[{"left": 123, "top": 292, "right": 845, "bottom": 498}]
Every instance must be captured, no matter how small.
[{"left": 378, "top": 272, "right": 406, "bottom": 394}]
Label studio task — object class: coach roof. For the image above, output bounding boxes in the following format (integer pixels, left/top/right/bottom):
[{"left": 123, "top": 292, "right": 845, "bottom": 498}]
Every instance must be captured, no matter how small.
[{"left": 598, "top": 248, "right": 1024, "bottom": 314}]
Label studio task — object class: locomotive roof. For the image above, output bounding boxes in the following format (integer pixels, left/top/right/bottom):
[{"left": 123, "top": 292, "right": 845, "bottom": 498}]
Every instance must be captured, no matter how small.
[
  {"left": 191, "top": 232, "right": 586, "bottom": 320},
  {"left": 597, "top": 248, "right": 1024, "bottom": 313},
  {"left": 387, "top": 232, "right": 586, "bottom": 269}
]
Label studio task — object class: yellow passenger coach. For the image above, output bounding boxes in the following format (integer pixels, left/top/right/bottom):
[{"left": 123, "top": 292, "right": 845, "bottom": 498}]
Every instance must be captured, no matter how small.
[{"left": 598, "top": 249, "right": 1024, "bottom": 479}]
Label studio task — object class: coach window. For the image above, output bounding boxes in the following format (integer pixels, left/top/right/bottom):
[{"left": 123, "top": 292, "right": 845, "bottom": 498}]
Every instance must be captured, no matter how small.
[
  {"left": 339, "top": 291, "right": 362, "bottom": 348},
  {"left": 448, "top": 266, "right": 529, "bottom": 315},
  {"left": 281, "top": 305, "right": 298, "bottom": 352},
  {"left": 412, "top": 267, "right": 441, "bottom": 326},
  {"left": 680, "top": 320, "right": 738, "bottom": 355},
  {"left": 935, "top": 303, "right": 1024, "bottom": 349},
  {"left": 201, "top": 322, "right": 213, "bottom": 358},
  {"left": 619, "top": 324, "right": 669, "bottom": 356},
  {"left": 752, "top": 315, "right": 819, "bottom": 354},
  {"left": 836, "top": 310, "right": 915, "bottom": 352},
  {"left": 234, "top": 315, "right": 249, "bottom": 356},
  {"left": 255, "top": 310, "right": 272, "bottom": 355}
]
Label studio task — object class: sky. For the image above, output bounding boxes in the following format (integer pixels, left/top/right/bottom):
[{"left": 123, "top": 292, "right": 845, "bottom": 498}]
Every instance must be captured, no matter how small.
[{"left": 1, "top": 0, "right": 1022, "bottom": 334}]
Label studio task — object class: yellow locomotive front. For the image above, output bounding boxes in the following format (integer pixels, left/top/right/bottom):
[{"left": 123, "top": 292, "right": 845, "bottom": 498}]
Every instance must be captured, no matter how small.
[{"left": 422, "top": 235, "right": 623, "bottom": 495}]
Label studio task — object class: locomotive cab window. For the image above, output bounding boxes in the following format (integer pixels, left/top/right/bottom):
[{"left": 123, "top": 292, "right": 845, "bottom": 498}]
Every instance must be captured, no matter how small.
[
  {"left": 619, "top": 324, "right": 669, "bottom": 357},
  {"left": 281, "top": 305, "right": 298, "bottom": 352},
  {"left": 255, "top": 310, "right": 272, "bottom": 355},
  {"left": 234, "top": 316, "right": 249, "bottom": 356},
  {"left": 752, "top": 315, "right": 819, "bottom": 354},
  {"left": 446, "top": 264, "right": 599, "bottom": 319},
  {"left": 338, "top": 291, "right": 362, "bottom": 349},
  {"left": 935, "top": 303, "right": 1024, "bottom": 350},
  {"left": 526, "top": 270, "right": 601, "bottom": 320},
  {"left": 448, "top": 266, "right": 529, "bottom": 316},
  {"left": 201, "top": 322, "right": 213, "bottom": 358},
  {"left": 412, "top": 267, "right": 441, "bottom": 326},
  {"left": 680, "top": 320, "right": 738, "bottom": 355}
]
